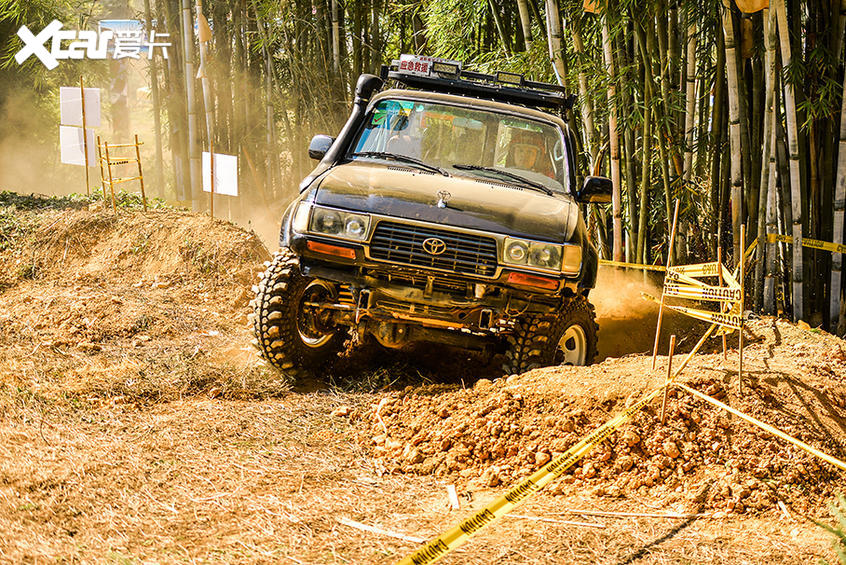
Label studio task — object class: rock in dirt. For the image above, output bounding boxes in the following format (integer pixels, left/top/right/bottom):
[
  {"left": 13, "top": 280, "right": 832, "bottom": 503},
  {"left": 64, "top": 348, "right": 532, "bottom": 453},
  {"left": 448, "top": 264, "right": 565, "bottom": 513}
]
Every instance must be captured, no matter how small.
[{"left": 331, "top": 406, "right": 351, "bottom": 417}]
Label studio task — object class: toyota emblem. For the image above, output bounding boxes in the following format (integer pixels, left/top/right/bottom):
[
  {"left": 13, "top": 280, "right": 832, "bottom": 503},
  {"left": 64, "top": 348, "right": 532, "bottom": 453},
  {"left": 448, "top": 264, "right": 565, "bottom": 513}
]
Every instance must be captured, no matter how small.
[{"left": 422, "top": 237, "right": 447, "bottom": 255}]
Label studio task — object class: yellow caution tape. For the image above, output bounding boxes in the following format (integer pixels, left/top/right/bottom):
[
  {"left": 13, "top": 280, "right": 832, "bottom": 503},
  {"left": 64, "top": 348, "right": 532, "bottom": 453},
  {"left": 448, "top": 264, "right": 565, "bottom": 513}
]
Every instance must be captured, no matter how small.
[
  {"left": 766, "top": 233, "right": 846, "bottom": 254},
  {"left": 676, "top": 383, "right": 846, "bottom": 472},
  {"left": 599, "top": 259, "right": 667, "bottom": 272},
  {"left": 664, "top": 269, "right": 708, "bottom": 288},
  {"left": 663, "top": 283, "right": 743, "bottom": 303},
  {"left": 396, "top": 385, "right": 664, "bottom": 565},
  {"left": 661, "top": 303, "right": 743, "bottom": 330},
  {"left": 397, "top": 319, "right": 725, "bottom": 565},
  {"left": 400, "top": 249, "right": 761, "bottom": 565},
  {"left": 721, "top": 265, "right": 741, "bottom": 290},
  {"left": 668, "top": 261, "right": 721, "bottom": 277}
]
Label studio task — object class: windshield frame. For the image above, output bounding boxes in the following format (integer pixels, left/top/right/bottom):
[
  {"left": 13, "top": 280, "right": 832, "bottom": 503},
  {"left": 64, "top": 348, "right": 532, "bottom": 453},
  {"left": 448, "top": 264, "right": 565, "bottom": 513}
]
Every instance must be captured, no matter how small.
[{"left": 345, "top": 93, "right": 574, "bottom": 197}]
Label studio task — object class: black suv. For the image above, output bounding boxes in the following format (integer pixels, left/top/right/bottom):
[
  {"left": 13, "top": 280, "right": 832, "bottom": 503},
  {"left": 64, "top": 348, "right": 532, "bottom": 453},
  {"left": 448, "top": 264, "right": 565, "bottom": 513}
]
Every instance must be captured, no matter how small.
[{"left": 250, "top": 56, "right": 611, "bottom": 381}]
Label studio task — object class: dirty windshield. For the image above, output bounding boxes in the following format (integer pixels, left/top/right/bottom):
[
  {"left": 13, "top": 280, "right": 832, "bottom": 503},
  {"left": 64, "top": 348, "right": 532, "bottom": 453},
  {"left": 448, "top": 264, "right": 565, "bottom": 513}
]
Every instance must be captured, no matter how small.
[{"left": 350, "top": 98, "right": 570, "bottom": 195}]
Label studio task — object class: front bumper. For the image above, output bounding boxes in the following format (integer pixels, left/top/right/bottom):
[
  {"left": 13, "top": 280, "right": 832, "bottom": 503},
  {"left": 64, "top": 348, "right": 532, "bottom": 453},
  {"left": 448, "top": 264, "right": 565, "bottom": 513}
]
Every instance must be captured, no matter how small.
[{"left": 291, "top": 233, "right": 579, "bottom": 333}]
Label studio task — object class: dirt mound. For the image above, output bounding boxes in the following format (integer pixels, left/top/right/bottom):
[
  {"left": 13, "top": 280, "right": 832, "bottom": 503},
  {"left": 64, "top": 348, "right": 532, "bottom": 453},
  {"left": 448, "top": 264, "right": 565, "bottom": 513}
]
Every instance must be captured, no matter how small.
[
  {"left": 358, "top": 319, "right": 846, "bottom": 516},
  {"left": 0, "top": 195, "right": 277, "bottom": 402}
]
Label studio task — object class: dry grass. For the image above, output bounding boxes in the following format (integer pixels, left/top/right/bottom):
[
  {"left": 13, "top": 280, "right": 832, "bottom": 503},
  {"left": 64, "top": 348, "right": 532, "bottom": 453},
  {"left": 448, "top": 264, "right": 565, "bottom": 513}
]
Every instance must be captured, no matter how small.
[{"left": 0, "top": 196, "right": 841, "bottom": 563}]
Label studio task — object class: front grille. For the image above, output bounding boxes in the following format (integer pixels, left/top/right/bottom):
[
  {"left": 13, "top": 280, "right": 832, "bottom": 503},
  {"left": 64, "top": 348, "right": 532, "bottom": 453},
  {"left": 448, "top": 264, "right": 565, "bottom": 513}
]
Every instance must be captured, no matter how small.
[
  {"left": 369, "top": 221, "right": 498, "bottom": 277},
  {"left": 371, "top": 270, "right": 471, "bottom": 295}
]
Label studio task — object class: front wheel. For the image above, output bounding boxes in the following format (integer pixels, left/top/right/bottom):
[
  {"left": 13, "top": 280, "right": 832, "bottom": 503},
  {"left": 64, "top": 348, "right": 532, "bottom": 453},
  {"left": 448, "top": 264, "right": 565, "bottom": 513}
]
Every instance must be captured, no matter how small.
[
  {"left": 503, "top": 296, "right": 598, "bottom": 374},
  {"left": 249, "top": 248, "right": 346, "bottom": 382}
]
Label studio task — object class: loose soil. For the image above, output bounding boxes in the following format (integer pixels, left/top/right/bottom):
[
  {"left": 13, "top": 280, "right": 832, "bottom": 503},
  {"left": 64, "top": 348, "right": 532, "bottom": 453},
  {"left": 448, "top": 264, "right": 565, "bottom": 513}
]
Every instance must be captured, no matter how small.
[{"left": 0, "top": 193, "right": 843, "bottom": 563}]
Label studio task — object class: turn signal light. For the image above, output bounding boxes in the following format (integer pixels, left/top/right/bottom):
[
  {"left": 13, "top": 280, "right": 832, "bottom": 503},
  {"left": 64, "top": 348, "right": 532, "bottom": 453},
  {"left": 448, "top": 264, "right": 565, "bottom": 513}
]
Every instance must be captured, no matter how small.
[
  {"left": 507, "top": 271, "right": 559, "bottom": 290},
  {"left": 306, "top": 240, "right": 356, "bottom": 259}
]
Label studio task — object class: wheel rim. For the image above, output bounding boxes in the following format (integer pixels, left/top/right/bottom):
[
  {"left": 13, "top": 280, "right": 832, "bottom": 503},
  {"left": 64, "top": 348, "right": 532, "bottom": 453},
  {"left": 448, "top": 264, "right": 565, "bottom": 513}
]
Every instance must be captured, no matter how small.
[
  {"left": 557, "top": 324, "right": 587, "bottom": 366},
  {"left": 297, "top": 281, "right": 337, "bottom": 348}
]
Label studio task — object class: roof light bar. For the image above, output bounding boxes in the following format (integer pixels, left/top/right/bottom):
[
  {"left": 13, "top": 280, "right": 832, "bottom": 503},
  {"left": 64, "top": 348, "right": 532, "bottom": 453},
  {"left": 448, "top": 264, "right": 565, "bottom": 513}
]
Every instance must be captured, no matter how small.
[{"left": 381, "top": 54, "right": 575, "bottom": 110}]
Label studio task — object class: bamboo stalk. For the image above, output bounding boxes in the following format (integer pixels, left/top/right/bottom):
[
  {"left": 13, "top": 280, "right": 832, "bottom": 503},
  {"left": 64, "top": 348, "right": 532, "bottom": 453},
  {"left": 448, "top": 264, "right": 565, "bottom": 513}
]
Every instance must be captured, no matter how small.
[
  {"left": 773, "top": 0, "right": 804, "bottom": 322},
  {"left": 721, "top": 0, "right": 743, "bottom": 264},
  {"left": 143, "top": 0, "right": 164, "bottom": 197},
  {"left": 755, "top": 8, "right": 776, "bottom": 311},
  {"left": 682, "top": 21, "right": 697, "bottom": 184},
  {"left": 516, "top": 0, "right": 532, "bottom": 50},
  {"left": 181, "top": 0, "right": 200, "bottom": 210},
  {"left": 571, "top": 24, "right": 597, "bottom": 164},
  {"left": 764, "top": 79, "right": 779, "bottom": 315},
  {"left": 831, "top": 25, "right": 846, "bottom": 332},
  {"left": 601, "top": 19, "right": 623, "bottom": 262}
]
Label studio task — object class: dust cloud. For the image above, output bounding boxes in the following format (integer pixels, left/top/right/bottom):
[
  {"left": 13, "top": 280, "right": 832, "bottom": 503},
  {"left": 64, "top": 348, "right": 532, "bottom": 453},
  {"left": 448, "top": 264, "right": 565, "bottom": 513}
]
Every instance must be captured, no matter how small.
[
  {"left": 0, "top": 90, "right": 68, "bottom": 194},
  {"left": 592, "top": 266, "right": 697, "bottom": 361}
]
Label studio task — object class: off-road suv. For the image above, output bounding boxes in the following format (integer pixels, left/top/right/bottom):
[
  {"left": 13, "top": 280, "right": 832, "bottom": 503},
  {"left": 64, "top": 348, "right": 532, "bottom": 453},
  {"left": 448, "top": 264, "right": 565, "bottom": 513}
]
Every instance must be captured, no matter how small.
[{"left": 250, "top": 56, "right": 611, "bottom": 381}]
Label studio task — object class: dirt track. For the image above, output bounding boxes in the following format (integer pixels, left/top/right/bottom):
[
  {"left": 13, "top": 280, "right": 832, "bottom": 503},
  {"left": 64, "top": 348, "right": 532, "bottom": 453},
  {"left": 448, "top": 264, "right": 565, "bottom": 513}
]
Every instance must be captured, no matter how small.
[{"left": 0, "top": 194, "right": 844, "bottom": 563}]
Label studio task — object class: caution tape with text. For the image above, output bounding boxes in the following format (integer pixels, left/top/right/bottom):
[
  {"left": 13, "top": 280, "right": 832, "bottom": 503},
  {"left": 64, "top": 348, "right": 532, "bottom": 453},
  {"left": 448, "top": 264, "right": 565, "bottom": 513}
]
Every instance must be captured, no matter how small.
[{"left": 767, "top": 233, "right": 846, "bottom": 255}]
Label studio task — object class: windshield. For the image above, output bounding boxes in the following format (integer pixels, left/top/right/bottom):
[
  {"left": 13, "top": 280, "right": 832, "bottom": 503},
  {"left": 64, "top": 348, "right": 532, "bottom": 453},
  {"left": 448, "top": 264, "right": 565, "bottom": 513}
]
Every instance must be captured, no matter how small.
[{"left": 350, "top": 98, "right": 571, "bottom": 195}]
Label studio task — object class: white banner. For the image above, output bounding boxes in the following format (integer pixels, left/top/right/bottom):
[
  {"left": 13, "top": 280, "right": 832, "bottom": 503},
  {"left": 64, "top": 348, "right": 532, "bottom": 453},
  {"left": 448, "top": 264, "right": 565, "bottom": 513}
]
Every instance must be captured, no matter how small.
[
  {"left": 59, "top": 87, "right": 101, "bottom": 127},
  {"left": 59, "top": 126, "right": 96, "bottom": 166},
  {"left": 202, "top": 152, "right": 238, "bottom": 196}
]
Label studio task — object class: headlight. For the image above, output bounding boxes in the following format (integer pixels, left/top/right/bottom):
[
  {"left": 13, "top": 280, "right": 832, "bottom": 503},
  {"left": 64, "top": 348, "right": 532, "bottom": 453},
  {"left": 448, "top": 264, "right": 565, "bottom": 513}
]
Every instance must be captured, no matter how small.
[
  {"left": 503, "top": 237, "right": 580, "bottom": 274},
  {"left": 505, "top": 240, "right": 529, "bottom": 264},
  {"left": 309, "top": 206, "right": 370, "bottom": 241},
  {"left": 292, "top": 202, "right": 311, "bottom": 233}
]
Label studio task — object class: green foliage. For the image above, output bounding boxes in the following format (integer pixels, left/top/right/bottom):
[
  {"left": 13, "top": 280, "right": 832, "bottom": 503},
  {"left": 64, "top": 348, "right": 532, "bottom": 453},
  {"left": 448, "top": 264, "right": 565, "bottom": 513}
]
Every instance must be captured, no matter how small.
[{"left": 818, "top": 494, "right": 846, "bottom": 564}]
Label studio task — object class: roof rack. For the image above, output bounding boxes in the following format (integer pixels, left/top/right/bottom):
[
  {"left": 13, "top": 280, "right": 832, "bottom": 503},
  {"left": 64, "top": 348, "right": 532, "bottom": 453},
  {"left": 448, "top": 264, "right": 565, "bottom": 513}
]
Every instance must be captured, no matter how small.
[{"left": 379, "top": 55, "right": 576, "bottom": 111}]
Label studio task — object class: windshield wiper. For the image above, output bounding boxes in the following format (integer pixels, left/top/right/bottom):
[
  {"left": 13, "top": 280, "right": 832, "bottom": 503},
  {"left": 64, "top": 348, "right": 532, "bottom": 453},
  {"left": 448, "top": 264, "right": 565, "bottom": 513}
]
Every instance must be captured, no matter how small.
[
  {"left": 452, "top": 164, "right": 554, "bottom": 196},
  {"left": 352, "top": 151, "right": 450, "bottom": 177}
]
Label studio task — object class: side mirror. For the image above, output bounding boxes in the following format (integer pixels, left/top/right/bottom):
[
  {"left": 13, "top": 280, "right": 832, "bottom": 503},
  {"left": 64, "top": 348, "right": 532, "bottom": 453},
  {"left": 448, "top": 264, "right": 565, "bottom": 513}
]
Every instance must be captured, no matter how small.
[
  {"left": 578, "top": 176, "right": 613, "bottom": 204},
  {"left": 308, "top": 134, "right": 334, "bottom": 161}
]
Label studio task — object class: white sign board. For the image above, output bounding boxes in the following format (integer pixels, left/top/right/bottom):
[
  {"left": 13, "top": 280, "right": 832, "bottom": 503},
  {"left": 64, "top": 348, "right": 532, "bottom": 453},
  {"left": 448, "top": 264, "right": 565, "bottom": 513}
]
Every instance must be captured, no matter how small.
[
  {"left": 202, "top": 152, "right": 238, "bottom": 196},
  {"left": 59, "top": 126, "right": 96, "bottom": 166},
  {"left": 60, "top": 87, "right": 101, "bottom": 127}
]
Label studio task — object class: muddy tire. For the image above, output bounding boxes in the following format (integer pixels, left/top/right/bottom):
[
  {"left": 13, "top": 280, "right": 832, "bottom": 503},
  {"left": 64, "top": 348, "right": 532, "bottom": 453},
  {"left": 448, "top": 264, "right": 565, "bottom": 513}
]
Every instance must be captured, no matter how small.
[
  {"left": 249, "top": 248, "right": 346, "bottom": 381},
  {"left": 502, "top": 296, "right": 598, "bottom": 374}
]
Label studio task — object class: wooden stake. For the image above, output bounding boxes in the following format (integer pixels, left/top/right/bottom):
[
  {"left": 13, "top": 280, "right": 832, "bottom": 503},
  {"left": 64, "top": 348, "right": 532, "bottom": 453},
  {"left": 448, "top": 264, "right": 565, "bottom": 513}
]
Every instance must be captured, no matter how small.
[
  {"left": 80, "top": 76, "right": 91, "bottom": 197},
  {"left": 96, "top": 135, "right": 106, "bottom": 200},
  {"left": 135, "top": 134, "right": 147, "bottom": 213},
  {"left": 717, "top": 246, "right": 728, "bottom": 360},
  {"left": 209, "top": 141, "right": 215, "bottom": 219},
  {"left": 104, "top": 141, "right": 117, "bottom": 215},
  {"left": 739, "top": 224, "right": 745, "bottom": 395},
  {"left": 652, "top": 199, "right": 680, "bottom": 370},
  {"left": 660, "top": 334, "right": 677, "bottom": 425}
]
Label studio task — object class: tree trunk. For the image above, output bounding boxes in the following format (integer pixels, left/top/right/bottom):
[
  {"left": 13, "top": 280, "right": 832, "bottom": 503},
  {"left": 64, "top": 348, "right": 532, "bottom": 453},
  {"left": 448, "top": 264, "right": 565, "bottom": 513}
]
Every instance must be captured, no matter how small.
[
  {"left": 601, "top": 19, "right": 623, "bottom": 261},
  {"left": 721, "top": 0, "right": 743, "bottom": 264},
  {"left": 774, "top": 0, "right": 804, "bottom": 321}
]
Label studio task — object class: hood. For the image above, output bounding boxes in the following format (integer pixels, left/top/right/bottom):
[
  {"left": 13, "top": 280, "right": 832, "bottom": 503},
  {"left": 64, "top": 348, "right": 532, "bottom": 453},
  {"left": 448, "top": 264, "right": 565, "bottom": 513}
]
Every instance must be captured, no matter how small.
[{"left": 313, "top": 162, "right": 578, "bottom": 242}]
